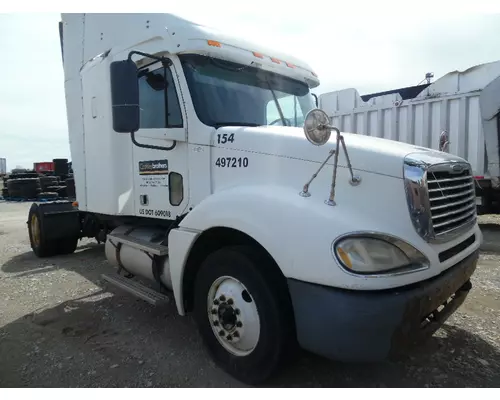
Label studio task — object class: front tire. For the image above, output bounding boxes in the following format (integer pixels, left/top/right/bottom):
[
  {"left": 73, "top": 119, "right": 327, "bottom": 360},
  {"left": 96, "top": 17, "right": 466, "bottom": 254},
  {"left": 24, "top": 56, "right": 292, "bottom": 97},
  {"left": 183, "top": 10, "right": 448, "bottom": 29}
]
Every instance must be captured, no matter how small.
[{"left": 193, "top": 245, "right": 295, "bottom": 384}]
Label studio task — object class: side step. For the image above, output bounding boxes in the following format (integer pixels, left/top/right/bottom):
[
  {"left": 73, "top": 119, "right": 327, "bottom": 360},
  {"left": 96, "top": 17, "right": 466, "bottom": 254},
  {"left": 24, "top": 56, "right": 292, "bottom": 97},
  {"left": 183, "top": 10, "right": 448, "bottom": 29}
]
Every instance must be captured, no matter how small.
[
  {"left": 107, "top": 233, "right": 169, "bottom": 256},
  {"left": 101, "top": 273, "right": 169, "bottom": 306}
]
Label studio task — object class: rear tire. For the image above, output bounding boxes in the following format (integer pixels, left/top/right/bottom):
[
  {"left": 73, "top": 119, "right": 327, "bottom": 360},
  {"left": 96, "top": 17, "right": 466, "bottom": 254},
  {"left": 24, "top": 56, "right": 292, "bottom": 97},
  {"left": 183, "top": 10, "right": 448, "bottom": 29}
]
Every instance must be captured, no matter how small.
[
  {"left": 193, "top": 245, "right": 296, "bottom": 385},
  {"left": 27, "top": 203, "right": 58, "bottom": 257},
  {"left": 57, "top": 237, "right": 79, "bottom": 255}
]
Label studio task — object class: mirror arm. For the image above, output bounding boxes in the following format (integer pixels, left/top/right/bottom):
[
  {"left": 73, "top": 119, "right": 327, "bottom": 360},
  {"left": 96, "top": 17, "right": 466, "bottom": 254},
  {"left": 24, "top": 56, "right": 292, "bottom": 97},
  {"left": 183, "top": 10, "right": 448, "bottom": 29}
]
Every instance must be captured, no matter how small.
[
  {"left": 299, "top": 148, "right": 336, "bottom": 197},
  {"left": 300, "top": 122, "right": 361, "bottom": 203},
  {"left": 128, "top": 51, "right": 166, "bottom": 64},
  {"left": 311, "top": 93, "right": 318, "bottom": 107},
  {"left": 131, "top": 131, "right": 176, "bottom": 151}
]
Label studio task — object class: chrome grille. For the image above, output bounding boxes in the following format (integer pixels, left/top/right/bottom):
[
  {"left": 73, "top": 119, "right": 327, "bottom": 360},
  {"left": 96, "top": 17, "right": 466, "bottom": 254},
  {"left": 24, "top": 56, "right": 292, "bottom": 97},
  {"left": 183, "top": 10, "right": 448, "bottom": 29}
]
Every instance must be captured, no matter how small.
[{"left": 426, "top": 164, "right": 476, "bottom": 238}]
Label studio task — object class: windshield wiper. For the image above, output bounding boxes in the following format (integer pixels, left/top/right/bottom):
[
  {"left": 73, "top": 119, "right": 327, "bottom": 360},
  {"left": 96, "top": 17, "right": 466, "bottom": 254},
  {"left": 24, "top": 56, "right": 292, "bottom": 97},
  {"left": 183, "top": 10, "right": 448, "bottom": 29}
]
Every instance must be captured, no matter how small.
[{"left": 212, "top": 122, "right": 261, "bottom": 127}]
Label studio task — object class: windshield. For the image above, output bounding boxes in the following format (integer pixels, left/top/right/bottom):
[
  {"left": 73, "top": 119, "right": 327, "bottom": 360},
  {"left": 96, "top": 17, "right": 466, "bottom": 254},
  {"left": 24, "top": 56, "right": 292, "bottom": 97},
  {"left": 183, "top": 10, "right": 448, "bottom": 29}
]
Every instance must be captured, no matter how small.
[{"left": 179, "top": 54, "right": 315, "bottom": 128}]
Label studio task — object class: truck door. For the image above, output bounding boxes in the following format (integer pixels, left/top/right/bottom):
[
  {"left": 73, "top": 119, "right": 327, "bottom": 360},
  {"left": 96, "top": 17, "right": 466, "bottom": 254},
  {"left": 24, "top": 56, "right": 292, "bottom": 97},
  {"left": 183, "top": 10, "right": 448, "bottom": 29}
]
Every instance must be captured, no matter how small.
[{"left": 132, "top": 60, "right": 189, "bottom": 221}]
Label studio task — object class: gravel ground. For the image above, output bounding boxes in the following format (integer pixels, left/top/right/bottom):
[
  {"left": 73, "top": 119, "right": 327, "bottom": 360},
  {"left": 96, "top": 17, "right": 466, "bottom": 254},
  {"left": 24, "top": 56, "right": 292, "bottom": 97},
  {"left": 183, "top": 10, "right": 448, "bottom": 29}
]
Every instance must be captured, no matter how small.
[{"left": 0, "top": 201, "right": 499, "bottom": 387}]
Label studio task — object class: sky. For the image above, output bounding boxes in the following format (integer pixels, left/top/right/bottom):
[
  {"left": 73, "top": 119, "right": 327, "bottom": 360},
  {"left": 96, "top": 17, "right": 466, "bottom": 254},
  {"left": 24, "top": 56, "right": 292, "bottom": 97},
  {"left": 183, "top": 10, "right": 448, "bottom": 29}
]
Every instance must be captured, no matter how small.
[{"left": 1, "top": 3, "right": 500, "bottom": 170}]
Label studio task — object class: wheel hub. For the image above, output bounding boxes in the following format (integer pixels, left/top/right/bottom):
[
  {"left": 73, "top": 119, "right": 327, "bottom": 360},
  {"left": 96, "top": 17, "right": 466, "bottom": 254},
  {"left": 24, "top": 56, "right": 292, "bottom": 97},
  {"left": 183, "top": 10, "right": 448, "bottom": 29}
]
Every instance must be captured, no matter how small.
[
  {"left": 207, "top": 276, "right": 260, "bottom": 357},
  {"left": 218, "top": 303, "right": 237, "bottom": 331}
]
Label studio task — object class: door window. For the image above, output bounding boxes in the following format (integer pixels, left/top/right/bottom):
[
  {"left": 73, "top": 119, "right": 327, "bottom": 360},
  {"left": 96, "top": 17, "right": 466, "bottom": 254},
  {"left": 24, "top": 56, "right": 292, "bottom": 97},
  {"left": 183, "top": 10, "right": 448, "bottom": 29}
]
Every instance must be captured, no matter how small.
[{"left": 137, "top": 66, "right": 183, "bottom": 129}]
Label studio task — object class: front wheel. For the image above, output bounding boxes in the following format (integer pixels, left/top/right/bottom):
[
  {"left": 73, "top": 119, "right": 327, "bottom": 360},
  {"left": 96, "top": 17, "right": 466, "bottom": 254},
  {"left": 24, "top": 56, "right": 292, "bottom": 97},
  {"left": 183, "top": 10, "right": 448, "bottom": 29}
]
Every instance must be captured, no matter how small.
[{"left": 193, "top": 245, "right": 296, "bottom": 384}]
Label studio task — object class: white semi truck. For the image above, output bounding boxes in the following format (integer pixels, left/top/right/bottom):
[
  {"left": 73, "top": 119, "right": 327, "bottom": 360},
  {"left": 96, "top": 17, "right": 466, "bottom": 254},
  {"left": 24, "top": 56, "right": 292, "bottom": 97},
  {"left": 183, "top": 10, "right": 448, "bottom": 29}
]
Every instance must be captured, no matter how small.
[
  {"left": 28, "top": 13, "right": 482, "bottom": 384},
  {"left": 318, "top": 60, "right": 500, "bottom": 215}
]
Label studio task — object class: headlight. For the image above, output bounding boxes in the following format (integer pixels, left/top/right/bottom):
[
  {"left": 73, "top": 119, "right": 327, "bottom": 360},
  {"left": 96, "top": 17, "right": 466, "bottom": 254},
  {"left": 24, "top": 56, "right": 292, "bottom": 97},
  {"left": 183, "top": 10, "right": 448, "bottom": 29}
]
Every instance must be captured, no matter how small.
[{"left": 333, "top": 234, "right": 428, "bottom": 275}]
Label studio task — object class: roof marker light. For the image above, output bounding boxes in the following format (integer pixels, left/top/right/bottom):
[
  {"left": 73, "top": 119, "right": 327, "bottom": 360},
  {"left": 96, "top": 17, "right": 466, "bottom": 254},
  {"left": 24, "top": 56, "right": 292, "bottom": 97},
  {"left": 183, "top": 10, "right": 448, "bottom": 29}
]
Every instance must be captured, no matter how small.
[
  {"left": 253, "top": 51, "right": 264, "bottom": 58},
  {"left": 207, "top": 40, "right": 221, "bottom": 47},
  {"left": 270, "top": 57, "right": 281, "bottom": 64}
]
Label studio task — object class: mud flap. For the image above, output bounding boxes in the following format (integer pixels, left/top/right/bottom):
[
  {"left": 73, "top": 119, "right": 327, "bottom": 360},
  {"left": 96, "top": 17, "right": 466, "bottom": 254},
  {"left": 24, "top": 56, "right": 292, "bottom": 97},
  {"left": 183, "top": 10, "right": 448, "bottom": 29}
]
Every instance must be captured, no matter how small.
[{"left": 32, "top": 201, "right": 81, "bottom": 240}]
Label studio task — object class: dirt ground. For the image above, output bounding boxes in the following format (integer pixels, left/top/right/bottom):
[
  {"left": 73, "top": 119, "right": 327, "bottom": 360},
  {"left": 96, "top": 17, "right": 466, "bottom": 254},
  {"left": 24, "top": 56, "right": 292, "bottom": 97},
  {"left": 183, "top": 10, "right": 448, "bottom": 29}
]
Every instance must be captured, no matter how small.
[{"left": 0, "top": 201, "right": 499, "bottom": 388}]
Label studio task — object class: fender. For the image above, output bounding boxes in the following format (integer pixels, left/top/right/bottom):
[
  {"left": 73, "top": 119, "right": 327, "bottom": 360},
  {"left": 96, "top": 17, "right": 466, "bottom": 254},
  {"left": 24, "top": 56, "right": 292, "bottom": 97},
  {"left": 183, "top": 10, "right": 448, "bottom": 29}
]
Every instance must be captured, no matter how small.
[
  {"left": 168, "top": 184, "right": 302, "bottom": 315},
  {"left": 167, "top": 177, "right": 405, "bottom": 315}
]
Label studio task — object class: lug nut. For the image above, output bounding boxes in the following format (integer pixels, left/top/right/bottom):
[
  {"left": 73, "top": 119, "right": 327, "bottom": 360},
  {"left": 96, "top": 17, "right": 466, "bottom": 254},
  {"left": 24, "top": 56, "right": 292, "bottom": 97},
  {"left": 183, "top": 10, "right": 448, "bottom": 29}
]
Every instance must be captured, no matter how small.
[
  {"left": 211, "top": 308, "right": 217, "bottom": 314},
  {"left": 227, "top": 298, "right": 234, "bottom": 305},
  {"left": 213, "top": 299, "right": 219, "bottom": 306},
  {"left": 234, "top": 308, "right": 240, "bottom": 315},
  {"left": 226, "top": 335, "right": 232, "bottom": 341},
  {"left": 233, "top": 331, "right": 239, "bottom": 338},
  {"left": 213, "top": 320, "right": 219, "bottom": 326},
  {"left": 218, "top": 330, "right": 225, "bottom": 336},
  {"left": 219, "top": 295, "right": 226, "bottom": 302},
  {"left": 236, "top": 321, "right": 242, "bottom": 328}
]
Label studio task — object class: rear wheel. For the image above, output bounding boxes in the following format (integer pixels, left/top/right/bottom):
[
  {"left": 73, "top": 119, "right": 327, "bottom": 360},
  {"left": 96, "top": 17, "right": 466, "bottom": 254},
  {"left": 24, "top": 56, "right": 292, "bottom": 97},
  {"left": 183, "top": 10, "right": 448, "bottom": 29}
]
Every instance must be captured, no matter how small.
[
  {"left": 193, "top": 245, "right": 296, "bottom": 384},
  {"left": 57, "top": 237, "right": 79, "bottom": 255},
  {"left": 27, "top": 203, "right": 79, "bottom": 257},
  {"left": 28, "top": 203, "right": 57, "bottom": 257}
]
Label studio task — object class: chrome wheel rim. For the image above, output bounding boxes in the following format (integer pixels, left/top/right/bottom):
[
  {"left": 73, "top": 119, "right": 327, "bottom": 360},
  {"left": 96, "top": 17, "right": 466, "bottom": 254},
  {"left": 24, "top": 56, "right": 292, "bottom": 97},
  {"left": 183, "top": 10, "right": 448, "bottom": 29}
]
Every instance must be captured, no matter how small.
[
  {"left": 30, "top": 214, "right": 40, "bottom": 247},
  {"left": 207, "top": 275, "right": 260, "bottom": 357}
]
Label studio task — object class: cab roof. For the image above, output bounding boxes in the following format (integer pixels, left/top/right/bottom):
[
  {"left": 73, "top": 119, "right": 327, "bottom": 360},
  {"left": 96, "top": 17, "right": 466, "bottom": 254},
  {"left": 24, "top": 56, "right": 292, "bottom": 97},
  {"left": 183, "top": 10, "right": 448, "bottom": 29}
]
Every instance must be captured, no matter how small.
[{"left": 60, "top": 13, "right": 320, "bottom": 88}]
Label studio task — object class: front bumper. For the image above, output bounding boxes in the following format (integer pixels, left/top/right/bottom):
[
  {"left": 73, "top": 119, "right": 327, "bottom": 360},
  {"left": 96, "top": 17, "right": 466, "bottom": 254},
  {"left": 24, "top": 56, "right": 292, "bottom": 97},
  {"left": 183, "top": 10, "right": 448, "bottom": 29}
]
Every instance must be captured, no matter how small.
[{"left": 287, "top": 249, "right": 479, "bottom": 363}]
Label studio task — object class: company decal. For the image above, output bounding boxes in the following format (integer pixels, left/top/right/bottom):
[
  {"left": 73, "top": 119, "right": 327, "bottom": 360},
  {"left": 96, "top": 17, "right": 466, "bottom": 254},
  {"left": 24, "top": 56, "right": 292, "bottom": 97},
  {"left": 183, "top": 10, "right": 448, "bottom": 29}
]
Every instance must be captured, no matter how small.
[
  {"left": 139, "top": 159, "right": 169, "bottom": 175},
  {"left": 139, "top": 159, "right": 169, "bottom": 188}
]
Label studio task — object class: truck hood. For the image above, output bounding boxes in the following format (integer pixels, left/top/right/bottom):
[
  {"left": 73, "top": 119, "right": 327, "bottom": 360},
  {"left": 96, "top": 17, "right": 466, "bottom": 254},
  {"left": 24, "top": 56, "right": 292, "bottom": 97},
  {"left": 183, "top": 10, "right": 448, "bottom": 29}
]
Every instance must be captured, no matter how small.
[{"left": 216, "top": 125, "right": 457, "bottom": 178}]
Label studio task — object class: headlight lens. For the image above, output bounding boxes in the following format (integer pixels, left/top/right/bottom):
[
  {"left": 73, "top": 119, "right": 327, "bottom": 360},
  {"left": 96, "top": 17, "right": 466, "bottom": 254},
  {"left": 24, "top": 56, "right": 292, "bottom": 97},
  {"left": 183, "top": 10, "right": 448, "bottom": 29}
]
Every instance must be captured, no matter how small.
[{"left": 334, "top": 236, "right": 428, "bottom": 274}]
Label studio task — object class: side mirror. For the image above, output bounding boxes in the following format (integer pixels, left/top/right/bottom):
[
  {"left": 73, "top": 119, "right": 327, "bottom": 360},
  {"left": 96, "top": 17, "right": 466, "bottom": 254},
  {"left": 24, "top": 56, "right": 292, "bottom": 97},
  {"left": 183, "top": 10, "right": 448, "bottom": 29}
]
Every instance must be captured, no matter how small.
[
  {"left": 303, "top": 109, "right": 332, "bottom": 146},
  {"left": 110, "top": 60, "right": 140, "bottom": 133}
]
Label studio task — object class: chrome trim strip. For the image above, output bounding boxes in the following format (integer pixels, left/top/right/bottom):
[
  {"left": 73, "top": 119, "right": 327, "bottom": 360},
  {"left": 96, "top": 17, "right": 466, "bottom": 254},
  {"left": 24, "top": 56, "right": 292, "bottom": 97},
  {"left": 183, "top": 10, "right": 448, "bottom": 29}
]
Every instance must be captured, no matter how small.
[
  {"left": 430, "top": 191, "right": 475, "bottom": 202},
  {"left": 428, "top": 181, "right": 473, "bottom": 192},
  {"left": 433, "top": 218, "right": 477, "bottom": 238},
  {"left": 431, "top": 176, "right": 472, "bottom": 184},
  {"left": 432, "top": 203, "right": 476, "bottom": 220},
  {"left": 430, "top": 194, "right": 475, "bottom": 211},
  {"left": 433, "top": 208, "right": 477, "bottom": 228}
]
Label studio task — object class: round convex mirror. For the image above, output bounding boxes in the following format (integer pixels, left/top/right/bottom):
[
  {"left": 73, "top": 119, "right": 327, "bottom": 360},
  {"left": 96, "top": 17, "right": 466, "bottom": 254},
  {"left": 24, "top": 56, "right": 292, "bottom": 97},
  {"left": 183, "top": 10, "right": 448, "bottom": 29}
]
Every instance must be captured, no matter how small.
[{"left": 303, "top": 109, "right": 332, "bottom": 146}]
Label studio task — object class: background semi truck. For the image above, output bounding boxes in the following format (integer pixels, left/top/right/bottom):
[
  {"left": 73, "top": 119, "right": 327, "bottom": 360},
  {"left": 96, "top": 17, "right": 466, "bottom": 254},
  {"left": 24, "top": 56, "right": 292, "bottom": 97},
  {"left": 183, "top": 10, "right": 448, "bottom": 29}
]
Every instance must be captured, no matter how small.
[
  {"left": 26, "top": 13, "right": 482, "bottom": 384},
  {"left": 318, "top": 60, "right": 500, "bottom": 215}
]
